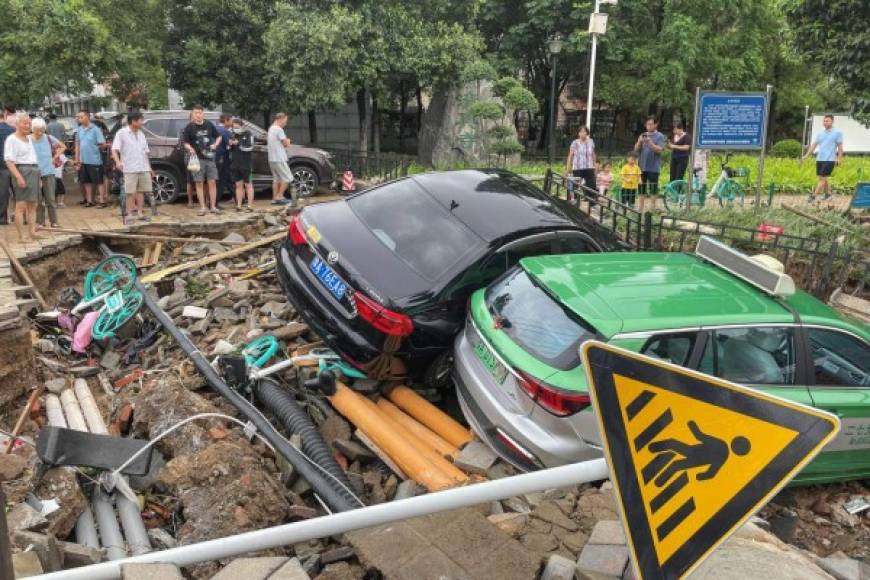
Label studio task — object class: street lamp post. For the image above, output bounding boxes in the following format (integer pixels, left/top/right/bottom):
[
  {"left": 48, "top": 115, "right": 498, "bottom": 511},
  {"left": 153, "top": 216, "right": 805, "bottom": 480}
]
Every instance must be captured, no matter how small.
[
  {"left": 548, "top": 34, "right": 563, "bottom": 166},
  {"left": 585, "top": 0, "right": 617, "bottom": 131}
]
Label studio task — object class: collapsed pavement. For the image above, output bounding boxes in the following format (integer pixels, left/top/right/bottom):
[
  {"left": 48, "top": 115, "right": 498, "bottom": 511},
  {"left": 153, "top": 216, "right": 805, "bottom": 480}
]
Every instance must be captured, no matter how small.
[{"left": 1, "top": 212, "right": 868, "bottom": 580}]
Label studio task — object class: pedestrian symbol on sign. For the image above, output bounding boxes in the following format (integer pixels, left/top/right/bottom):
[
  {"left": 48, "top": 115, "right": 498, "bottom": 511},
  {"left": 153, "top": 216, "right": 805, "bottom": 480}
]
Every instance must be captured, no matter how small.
[{"left": 580, "top": 341, "right": 839, "bottom": 580}]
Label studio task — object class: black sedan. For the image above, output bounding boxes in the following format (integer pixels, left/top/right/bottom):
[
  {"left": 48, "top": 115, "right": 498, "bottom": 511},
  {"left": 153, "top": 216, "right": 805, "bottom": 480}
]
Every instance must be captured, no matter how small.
[{"left": 275, "top": 169, "right": 622, "bottom": 388}]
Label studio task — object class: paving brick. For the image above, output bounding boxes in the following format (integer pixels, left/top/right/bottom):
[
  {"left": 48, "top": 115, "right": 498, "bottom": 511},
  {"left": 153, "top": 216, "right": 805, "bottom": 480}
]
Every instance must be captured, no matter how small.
[
  {"left": 58, "top": 540, "right": 103, "bottom": 567},
  {"left": 211, "top": 557, "right": 289, "bottom": 580},
  {"left": 587, "top": 520, "right": 626, "bottom": 546},
  {"left": 268, "top": 557, "right": 310, "bottom": 580},
  {"left": 454, "top": 440, "right": 498, "bottom": 475},
  {"left": 576, "top": 544, "right": 629, "bottom": 578},
  {"left": 394, "top": 547, "right": 473, "bottom": 580},
  {"left": 121, "top": 563, "right": 184, "bottom": 580},
  {"left": 817, "top": 555, "right": 863, "bottom": 580},
  {"left": 541, "top": 554, "right": 577, "bottom": 580}
]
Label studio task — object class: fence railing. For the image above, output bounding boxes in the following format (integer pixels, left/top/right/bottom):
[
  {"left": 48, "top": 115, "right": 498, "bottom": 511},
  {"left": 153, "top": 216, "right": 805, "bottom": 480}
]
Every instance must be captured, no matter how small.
[
  {"left": 327, "top": 149, "right": 413, "bottom": 184},
  {"left": 535, "top": 170, "right": 868, "bottom": 300}
]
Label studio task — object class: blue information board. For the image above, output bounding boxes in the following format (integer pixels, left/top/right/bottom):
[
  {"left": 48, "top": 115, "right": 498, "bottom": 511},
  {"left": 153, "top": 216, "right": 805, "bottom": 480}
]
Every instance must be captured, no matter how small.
[
  {"left": 852, "top": 182, "right": 870, "bottom": 209},
  {"left": 697, "top": 93, "right": 767, "bottom": 149}
]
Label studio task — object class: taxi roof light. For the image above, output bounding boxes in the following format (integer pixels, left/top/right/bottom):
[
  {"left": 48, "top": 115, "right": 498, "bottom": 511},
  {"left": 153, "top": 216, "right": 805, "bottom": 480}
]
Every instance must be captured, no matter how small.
[{"left": 695, "top": 236, "right": 796, "bottom": 297}]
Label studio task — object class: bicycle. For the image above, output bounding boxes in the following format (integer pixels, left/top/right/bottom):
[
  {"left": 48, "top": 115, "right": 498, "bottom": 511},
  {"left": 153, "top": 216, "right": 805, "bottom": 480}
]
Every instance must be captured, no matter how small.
[
  {"left": 662, "top": 153, "right": 747, "bottom": 210},
  {"left": 71, "top": 255, "right": 144, "bottom": 340}
]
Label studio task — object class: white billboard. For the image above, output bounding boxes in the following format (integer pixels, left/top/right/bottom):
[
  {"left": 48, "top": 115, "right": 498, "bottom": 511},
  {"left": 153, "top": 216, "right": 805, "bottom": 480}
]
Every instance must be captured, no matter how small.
[{"left": 810, "top": 114, "right": 870, "bottom": 153}]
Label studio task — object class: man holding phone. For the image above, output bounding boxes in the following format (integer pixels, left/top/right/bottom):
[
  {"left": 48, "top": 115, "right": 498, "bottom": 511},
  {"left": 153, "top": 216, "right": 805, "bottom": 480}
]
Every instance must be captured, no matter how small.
[{"left": 634, "top": 116, "right": 666, "bottom": 211}]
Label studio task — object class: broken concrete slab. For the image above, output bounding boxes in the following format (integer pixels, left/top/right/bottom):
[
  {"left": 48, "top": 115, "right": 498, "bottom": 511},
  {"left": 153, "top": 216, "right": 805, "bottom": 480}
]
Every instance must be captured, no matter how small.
[
  {"left": 211, "top": 339, "right": 236, "bottom": 356},
  {"left": 587, "top": 520, "right": 626, "bottom": 546},
  {"left": 7, "top": 502, "right": 48, "bottom": 532},
  {"left": 393, "top": 480, "right": 422, "bottom": 501},
  {"left": 99, "top": 350, "right": 122, "bottom": 370},
  {"left": 691, "top": 535, "right": 835, "bottom": 580},
  {"left": 576, "top": 543, "right": 629, "bottom": 578},
  {"left": 70, "top": 365, "right": 100, "bottom": 378},
  {"left": 541, "top": 554, "right": 578, "bottom": 580},
  {"left": 487, "top": 512, "right": 528, "bottom": 536},
  {"left": 211, "top": 557, "right": 288, "bottom": 580},
  {"left": 269, "top": 322, "right": 309, "bottom": 341},
  {"left": 816, "top": 553, "right": 863, "bottom": 580},
  {"left": 0, "top": 452, "right": 27, "bottom": 481},
  {"left": 44, "top": 377, "right": 67, "bottom": 394},
  {"left": 58, "top": 540, "right": 103, "bottom": 567},
  {"left": 333, "top": 439, "right": 375, "bottom": 463},
  {"left": 13, "top": 530, "right": 64, "bottom": 572},
  {"left": 182, "top": 305, "right": 210, "bottom": 319},
  {"left": 121, "top": 562, "right": 185, "bottom": 580},
  {"left": 269, "top": 557, "right": 310, "bottom": 580},
  {"left": 532, "top": 500, "right": 579, "bottom": 532},
  {"left": 12, "top": 551, "right": 44, "bottom": 577},
  {"left": 453, "top": 440, "right": 497, "bottom": 475}
]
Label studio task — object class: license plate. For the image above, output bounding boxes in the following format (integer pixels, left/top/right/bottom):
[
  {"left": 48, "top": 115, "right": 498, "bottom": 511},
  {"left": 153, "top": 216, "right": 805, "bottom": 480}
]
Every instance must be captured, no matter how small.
[
  {"left": 471, "top": 333, "right": 508, "bottom": 385},
  {"left": 310, "top": 256, "right": 348, "bottom": 300}
]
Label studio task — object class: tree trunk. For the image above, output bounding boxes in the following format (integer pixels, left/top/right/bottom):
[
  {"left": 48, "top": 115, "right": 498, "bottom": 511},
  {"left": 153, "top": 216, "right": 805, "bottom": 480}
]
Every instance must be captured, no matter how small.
[
  {"left": 356, "top": 87, "right": 370, "bottom": 155},
  {"left": 415, "top": 84, "right": 423, "bottom": 135},
  {"left": 399, "top": 79, "right": 407, "bottom": 152},
  {"left": 307, "top": 110, "right": 318, "bottom": 144},
  {"left": 372, "top": 98, "right": 381, "bottom": 154},
  {"left": 263, "top": 110, "right": 271, "bottom": 130}
]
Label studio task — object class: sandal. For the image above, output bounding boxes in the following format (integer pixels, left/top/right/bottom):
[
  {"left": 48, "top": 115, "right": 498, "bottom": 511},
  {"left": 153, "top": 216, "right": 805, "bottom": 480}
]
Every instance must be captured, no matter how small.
[{"left": 197, "top": 209, "right": 207, "bottom": 216}]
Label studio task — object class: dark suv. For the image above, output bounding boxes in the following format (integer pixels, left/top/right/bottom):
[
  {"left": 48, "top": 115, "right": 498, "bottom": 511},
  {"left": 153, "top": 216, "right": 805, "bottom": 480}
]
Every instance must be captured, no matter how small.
[{"left": 103, "top": 111, "right": 336, "bottom": 203}]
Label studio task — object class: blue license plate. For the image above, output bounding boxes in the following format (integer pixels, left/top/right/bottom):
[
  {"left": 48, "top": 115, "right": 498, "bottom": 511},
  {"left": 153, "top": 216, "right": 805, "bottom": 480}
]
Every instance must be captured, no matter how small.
[{"left": 310, "top": 256, "right": 348, "bottom": 300}]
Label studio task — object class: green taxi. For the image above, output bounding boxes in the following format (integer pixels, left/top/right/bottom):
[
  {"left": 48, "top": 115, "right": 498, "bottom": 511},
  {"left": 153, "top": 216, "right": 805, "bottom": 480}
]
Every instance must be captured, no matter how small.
[{"left": 453, "top": 237, "right": 870, "bottom": 484}]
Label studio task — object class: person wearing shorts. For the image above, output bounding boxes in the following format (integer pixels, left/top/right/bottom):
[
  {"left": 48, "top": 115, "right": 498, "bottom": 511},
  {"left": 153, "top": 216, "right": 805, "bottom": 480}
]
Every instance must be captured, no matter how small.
[
  {"left": 229, "top": 118, "right": 255, "bottom": 211},
  {"left": 267, "top": 112, "right": 294, "bottom": 206},
  {"left": 4, "top": 115, "right": 42, "bottom": 241},
  {"left": 181, "top": 105, "right": 222, "bottom": 215},
  {"left": 112, "top": 112, "right": 153, "bottom": 223},
  {"left": 802, "top": 114, "right": 844, "bottom": 204},
  {"left": 74, "top": 111, "right": 106, "bottom": 207}
]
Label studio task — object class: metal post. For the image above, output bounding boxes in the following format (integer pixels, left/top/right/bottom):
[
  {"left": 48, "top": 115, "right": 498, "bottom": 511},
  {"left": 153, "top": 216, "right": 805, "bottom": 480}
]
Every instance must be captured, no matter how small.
[
  {"left": 688, "top": 87, "right": 700, "bottom": 201},
  {"left": 33, "top": 458, "right": 609, "bottom": 580},
  {"left": 755, "top": 84, "right": 773, "bottom": 209},
  {"left": 800, "top": 105, "right": 810, "bottom": 149},
  {"left": 548, "top": 54, "right": 558, "bottom": 165},
  {"left": 585, "top": 0, "right": 600, "bottom": 131}
]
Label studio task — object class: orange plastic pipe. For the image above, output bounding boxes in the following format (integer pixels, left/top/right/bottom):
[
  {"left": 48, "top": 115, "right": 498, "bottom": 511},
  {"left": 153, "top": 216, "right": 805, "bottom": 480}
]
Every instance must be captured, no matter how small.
[
  {"left": 328, "top": 382, "right": 455, "bottom": 492},
  {"left": 364, "top": 398, "right": 467, "bottom": 484},
  {"left": 377, "top": 398, "right": 460, "bottom": 460},
  {"left": 387, "top": 385, "right": 473, "bottom": 448}
]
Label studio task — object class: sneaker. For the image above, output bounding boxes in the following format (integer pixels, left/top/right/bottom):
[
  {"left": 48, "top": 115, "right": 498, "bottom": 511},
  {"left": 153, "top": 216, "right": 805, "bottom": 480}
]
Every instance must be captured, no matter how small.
[
  {"left": 211, "top": 208, "right": 221, "bottom": 214},
  {"left": 197, "top": 209, "right": 207, "bottom": 216},
  {"left": 270, "top": 199, "right": 286, "bottom": 205}
]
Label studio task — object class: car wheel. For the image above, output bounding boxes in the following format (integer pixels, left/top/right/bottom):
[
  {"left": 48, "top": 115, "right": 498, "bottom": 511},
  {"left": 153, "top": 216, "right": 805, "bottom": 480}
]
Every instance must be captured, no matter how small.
[
  {"left": 151, "top": 168, "right": 180, "bottom": 204},
  {"left": 423, "top": 350, "right": 455, "bottom": 390},
  {"left": 291, "top": 165, "right": 319, "bottom": 198}
]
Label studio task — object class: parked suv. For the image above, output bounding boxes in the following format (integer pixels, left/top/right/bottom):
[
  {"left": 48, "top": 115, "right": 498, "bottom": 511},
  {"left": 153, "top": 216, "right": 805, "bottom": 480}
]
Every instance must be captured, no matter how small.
[{"left": 103, "top": 111, "right": 336, "bottom": 203}]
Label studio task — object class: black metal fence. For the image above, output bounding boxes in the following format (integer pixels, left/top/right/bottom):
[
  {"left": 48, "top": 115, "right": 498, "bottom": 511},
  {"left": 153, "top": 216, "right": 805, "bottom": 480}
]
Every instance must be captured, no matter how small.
[
  {"left": 538, "top": 170, "right": 869, "bottom": 300},
  {"left": 327, "top": 149, "right": 413, "bottom": 184}
]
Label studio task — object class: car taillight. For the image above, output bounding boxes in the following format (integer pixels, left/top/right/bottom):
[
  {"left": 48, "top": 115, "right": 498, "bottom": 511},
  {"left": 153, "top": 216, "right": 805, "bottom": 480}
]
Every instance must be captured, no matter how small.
[
  {"left": 288, "top": 214, "right": 306, "bottom": 246},
  {"left": 516, "top": 370, "right": 590, "bottom": 417},
  {"left": 353, "top": 291, "right": 414, "bottom": 337}
]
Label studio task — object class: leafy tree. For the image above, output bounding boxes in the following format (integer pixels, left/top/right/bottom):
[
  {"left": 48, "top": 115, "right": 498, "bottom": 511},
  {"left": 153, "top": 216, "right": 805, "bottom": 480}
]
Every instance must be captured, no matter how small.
[{"left": 784, "top": 0, "right": 869, "bottom": 122}]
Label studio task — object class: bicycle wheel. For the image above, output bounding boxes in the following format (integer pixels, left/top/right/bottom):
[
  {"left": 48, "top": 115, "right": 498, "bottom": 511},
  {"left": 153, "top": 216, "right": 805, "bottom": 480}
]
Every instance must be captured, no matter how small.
[
  {"left": 84, "top": 255, "right": 138, "bottom": 300},
  {"left": 92, "top": 291, "right": 143, "bottom": 340},
  {"left": 663, "top": 180, "right": 689, "bottom": 211},
  {"left": 243, "top": 335, "right": 280, "bottom": 368},
  {"left": 717, "top": 180, "right": 746, "bottom": 208}
]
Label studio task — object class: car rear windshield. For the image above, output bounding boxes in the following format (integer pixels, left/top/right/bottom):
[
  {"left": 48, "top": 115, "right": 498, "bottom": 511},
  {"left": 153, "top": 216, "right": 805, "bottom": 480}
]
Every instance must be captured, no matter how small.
[
  {"left": 348, "top": 179, "right": 482, "bottom": 281},
  {"left": 485, "top": 267, "right": 598, "bottom": 370}
]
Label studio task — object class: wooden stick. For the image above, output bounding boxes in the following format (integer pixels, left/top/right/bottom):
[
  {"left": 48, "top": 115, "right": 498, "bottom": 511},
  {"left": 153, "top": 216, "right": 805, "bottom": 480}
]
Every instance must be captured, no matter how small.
[
  {"left": 140, "top": 232, "right": 286, "bottom": 283},
  {"left": 49, "top": 227, "right": 249, "bottom": 246},
  {"left": 781, "top": 204, "right": 858, "bottom": 235},
  {"left": 0, "top": 240, "right": 48, "bottom": 310},
  {"left": 4, "top": 386, "right": 42, "bottom": 454}
]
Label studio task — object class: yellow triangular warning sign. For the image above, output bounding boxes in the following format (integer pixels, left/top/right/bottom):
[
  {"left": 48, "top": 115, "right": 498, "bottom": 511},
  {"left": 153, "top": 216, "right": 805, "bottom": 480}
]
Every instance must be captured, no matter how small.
[{"left": 580, "top": 341, "right": 840, "bottom": 580}]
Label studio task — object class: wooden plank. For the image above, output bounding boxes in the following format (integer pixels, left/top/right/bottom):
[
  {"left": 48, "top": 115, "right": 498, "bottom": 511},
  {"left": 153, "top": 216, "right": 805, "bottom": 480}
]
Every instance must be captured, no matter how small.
[
  {"left": 0, "top": 240, "right": 48, "bottom": 310},
  {"left": 355, "top": 429, "right": 409, "bottom": 480},
  {"left": 49, "top": 228, "right": 249, "bottom": 246}
]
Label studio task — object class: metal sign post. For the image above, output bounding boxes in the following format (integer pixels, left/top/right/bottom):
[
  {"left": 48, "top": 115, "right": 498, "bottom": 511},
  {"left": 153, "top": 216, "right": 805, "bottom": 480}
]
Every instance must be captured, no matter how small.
[
  {"left": 688, "top": 87, "right": 701, "bottom": 201},
  {"left": 755, "top": 84, "right": 773, "bottom": 209}
]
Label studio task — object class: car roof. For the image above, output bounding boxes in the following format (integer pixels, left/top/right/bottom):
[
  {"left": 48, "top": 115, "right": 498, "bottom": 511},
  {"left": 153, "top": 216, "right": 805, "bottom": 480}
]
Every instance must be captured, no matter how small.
[
  {"left": 520, "top": 252, "right": 869, "bottom": 339},
  {"left": 410, "top": 169, "right": 578, "bottom": 242}
]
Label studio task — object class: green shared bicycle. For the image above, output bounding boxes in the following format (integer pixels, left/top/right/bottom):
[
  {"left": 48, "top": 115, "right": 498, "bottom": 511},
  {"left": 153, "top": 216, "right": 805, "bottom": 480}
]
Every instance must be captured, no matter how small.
[{"left": 663, "top": 153, "right": 748, "bottom": 210}]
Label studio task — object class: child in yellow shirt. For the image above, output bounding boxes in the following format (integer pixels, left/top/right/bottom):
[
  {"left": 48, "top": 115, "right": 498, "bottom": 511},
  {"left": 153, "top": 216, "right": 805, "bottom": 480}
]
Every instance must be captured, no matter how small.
[{"left": 620, "top": 151, "right": 642, "bottom": 207}]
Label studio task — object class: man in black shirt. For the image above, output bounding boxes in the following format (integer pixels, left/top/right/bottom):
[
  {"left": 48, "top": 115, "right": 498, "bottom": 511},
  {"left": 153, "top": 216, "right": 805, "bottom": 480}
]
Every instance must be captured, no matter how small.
[
  {"left": 229, "top": 118, "right": 255, "bottom": 211},
  {"left": 181, "top": 105, "right": 222, "bottom": 215},
  {"left": 0, "top": 105, "right": 16, "bottom": 224},
  {"left": 667, "top": 122, "right": 692, "bottom": 183}
]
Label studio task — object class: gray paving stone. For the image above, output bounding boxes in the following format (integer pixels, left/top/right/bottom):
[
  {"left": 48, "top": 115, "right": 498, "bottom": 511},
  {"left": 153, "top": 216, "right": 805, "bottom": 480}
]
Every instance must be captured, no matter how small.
[
  {"left": 211, "top": 557, "right": 289, "bottom": 580},
  {"left": 58, "top": 540, "right": 103, "bottom": 567},
  {"left": 576, "top": 543, "right": 629, "bottom": 578},
  {"left": 541, "top": 554, "right": 577, "bottom": 580},
  {"left": 268, "top": 557, "right": 311, "bottom": 579},
  {"left": 13, "top": 551, "right": 43, "bottom": 577},
  {"left": 454, "top": 440, "right": 498, "bottom": 475},
  {"left": 587, "top": 520, "right": 626, "bottom": 546},
  {"left": 817, "top": 554, "right": 863, "bottom": 580},
  {"left": 121, "top": 562, "right": 184, "bottom": 580}
]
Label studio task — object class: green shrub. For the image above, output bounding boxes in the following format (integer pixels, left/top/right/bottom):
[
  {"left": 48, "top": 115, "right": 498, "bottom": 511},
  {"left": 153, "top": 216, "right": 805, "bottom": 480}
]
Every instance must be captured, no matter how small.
[
  {"left": 770, "top": 139, "right": 803, "bottom": 158},
  {"left": 468, "top": 100, "right": 504, "bottom": 121},
  {"left": 492, "top": 77, "right": 522, "bottom": 98},
  {"left": 488, "top": 125, "right": 514, "bottom": 140},
  {"left": 503, "top": 86, "right": 539, "bottom": 113},
  {"left": 492, "top": 138, "right": 524, "bottom": 157},
  {"left": 461, "top": 60, "right": 497, "bottom": 82}
]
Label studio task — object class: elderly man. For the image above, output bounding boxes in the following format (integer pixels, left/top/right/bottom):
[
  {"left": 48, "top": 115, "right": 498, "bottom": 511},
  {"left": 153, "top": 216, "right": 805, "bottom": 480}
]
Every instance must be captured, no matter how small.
[
  {"left": 74, "top": 110, "right": 106, "bottom": 208},
  {"left": 31, "top": 118, "right": 64, "bottom": 228},
  {"left": 111, "top": 112, "right": 153, "bottom": 223},
  {"left": 0, "top": 106, "right": 16, "bottom": 224},
  {"left": 4, "top": 115, "right": 42, "bottom": 241}
]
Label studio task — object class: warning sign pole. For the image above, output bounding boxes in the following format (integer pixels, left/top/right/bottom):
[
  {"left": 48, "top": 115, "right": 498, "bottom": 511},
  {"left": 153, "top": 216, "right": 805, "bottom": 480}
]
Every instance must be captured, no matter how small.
[{"left": 755, "top": 84, "right": 773, "bottom": 209}]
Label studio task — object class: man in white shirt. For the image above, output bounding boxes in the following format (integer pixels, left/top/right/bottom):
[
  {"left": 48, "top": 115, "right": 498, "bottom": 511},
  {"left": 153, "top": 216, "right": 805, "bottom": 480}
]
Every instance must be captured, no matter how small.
[
  {"left": 112, "top": 112, "right": 154, "bottom": 222},
  {"left": 4, "top": 115, "right": 42, "bottom": 241},
  {"left": 267, "top": 113, "right": 293, "bottom": 206}
]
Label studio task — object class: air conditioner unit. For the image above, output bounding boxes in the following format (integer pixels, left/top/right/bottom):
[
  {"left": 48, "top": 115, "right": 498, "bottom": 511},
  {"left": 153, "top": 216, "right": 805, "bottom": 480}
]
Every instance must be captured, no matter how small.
[{"left": 695, "top": 236, "right": 796, "bottom": 297}]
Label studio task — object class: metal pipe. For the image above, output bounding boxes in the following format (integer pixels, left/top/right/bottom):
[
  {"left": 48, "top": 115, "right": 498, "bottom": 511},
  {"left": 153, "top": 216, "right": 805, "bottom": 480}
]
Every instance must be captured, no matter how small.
[
  {"left": 33, "top": 458, "right": 609, "bottom": 580},
  {"left": 97, "top": 243, "right": 360, "bottom": 513},
  {"left": 72, "top": 379, "right": 152, "bottom": 556}
]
